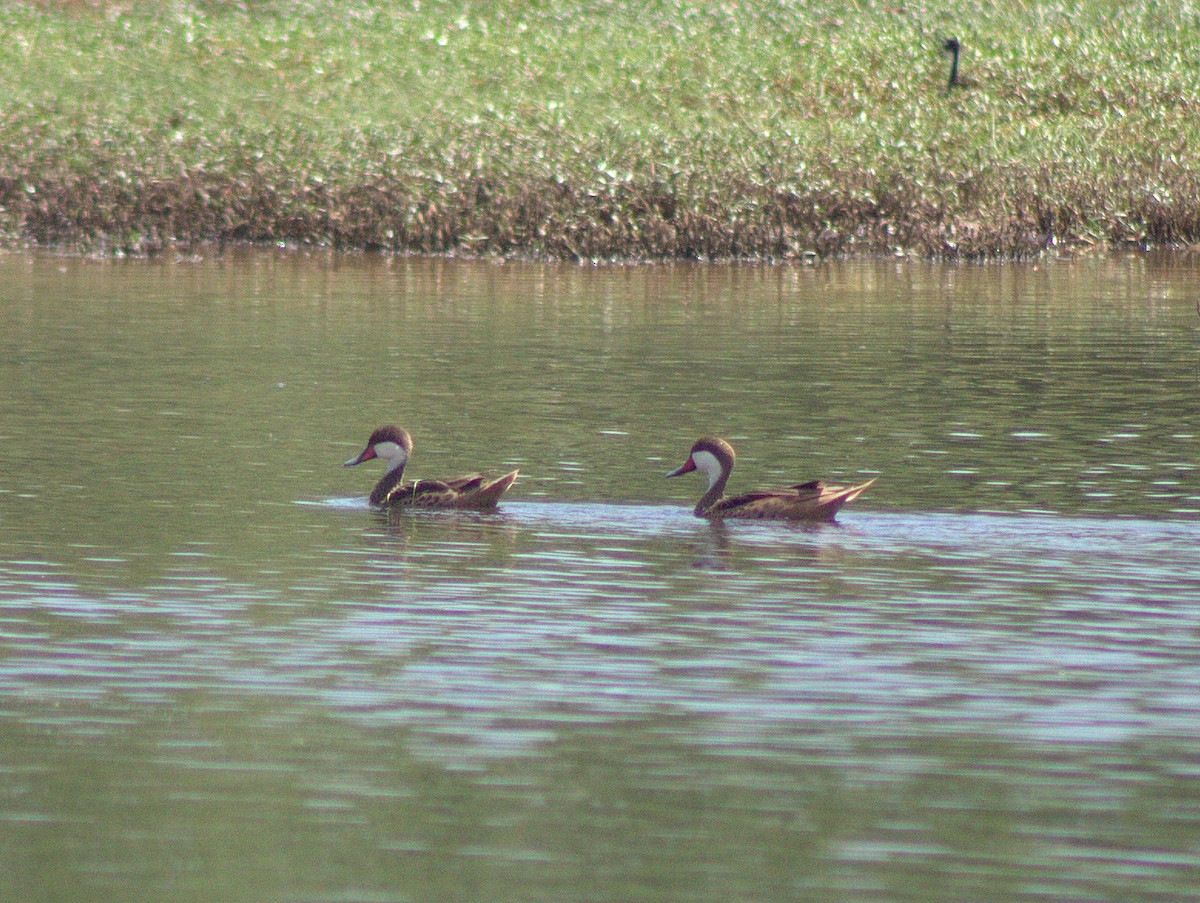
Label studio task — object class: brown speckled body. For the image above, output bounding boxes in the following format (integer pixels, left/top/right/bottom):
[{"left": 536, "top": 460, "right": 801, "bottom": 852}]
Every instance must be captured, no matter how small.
[
  {"left": 667, "top": 436, "right": 874, "bottom": 522},
  {"left": 373, "top": 470, "right": 519, "bottom": 510}
]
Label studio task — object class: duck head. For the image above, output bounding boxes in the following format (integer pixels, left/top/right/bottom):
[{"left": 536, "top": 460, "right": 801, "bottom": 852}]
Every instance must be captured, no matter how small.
[
  {"left": 666, "top": 436, "right": 736, "bottom": 489},
  {"left": 344, "top": 425, "right": 413, "bottom": 474}
]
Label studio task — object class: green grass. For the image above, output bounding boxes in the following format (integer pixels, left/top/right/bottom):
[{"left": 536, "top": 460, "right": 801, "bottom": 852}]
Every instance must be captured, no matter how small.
[{"left": 3, "top": 0, "right": 1200, "bottom": 258}]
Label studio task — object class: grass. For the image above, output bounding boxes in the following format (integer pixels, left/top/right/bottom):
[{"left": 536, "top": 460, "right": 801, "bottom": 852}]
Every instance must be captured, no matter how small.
[{"left": 3, "top": 0, "right": 1200, "bottom": 259}]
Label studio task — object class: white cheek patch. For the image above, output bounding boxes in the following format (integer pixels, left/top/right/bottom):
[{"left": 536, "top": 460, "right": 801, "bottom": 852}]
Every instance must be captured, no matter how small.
[
  {"left": 375, "top": 441, "right": 407, "bottom": 472},
  {"left": 690, "top": 450, "right": 724, "bottom": 487}
]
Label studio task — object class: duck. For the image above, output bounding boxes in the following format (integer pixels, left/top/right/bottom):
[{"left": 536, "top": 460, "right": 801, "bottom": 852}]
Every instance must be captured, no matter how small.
[
  {"left": 666, "top": 436, "right": 875, "bottom": 522},
  {"left": 343, "top": 425, "right": 518, "bottom": 510}
]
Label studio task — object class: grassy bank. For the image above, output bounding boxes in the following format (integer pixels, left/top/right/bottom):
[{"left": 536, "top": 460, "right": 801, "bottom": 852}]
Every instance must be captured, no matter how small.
[{"left": 3, "top": 0, "right": 1200, "bottom": 260}]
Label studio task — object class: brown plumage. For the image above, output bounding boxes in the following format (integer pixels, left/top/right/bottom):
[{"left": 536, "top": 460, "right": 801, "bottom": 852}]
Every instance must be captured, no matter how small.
[
  {"left": 343, "top": 425, "right": 518, "bottom": 510},
  {"left": 666, "top": 436, "right": 875, "bottom": 522}
]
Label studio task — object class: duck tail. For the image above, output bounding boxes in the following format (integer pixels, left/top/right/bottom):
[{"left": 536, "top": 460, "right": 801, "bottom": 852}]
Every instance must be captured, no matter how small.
[
  {"left": 838, "top": 477, "right": 877, "bottom": 505},
  {"left": 469, "top": 469, "right": 519, "bottom": 509},
  {"left": 813, "top": 478, "right": 877, "bottom": 520}
]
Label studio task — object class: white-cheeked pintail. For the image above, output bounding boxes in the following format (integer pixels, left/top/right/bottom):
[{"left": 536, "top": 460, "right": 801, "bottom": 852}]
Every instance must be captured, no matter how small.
[
  {"left": 344, "top": 425, "right": 518, "bottom": 510},
  {"left": 667, "top": 436, "right": 874, "bottom": 522}
]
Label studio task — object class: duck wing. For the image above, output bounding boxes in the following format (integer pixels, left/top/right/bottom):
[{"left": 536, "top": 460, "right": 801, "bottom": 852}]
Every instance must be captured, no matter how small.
[
  {"left": 709, "top": 490, "right": 788, "bottom": 517},
  {"left": 441, "top": 473, "right": 487, "bottom": 493},
  {"left": 383, "top": 478, "right": 454, "bottom": 507}
]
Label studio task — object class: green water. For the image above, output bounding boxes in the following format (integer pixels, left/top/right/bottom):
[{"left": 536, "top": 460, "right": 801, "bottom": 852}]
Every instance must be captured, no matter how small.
[{"left": 1, "top": 251, "right": 1199, "bottom": 901}]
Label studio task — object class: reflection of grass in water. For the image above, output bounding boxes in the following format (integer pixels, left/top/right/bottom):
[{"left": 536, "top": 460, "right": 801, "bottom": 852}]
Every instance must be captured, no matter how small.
[{"left": 4, "top": 2, "right": 1200, "bottom": 258}]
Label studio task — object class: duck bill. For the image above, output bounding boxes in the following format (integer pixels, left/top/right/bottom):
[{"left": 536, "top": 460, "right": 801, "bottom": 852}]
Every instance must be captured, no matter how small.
[
  {"left": 665, "top": 457, "right": 696, "bottom": 478},
  {"left": 343, "top": 446, "right": 376, "bottom": 467}
]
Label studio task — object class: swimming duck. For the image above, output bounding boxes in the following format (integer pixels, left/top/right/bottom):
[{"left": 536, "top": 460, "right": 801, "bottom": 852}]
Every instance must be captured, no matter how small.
[
  {"left": 344, "top": 425, "right": 518, "bottom": 510},
  {"left": 666, "top": 436, "right": 874, "bottom": 521}
]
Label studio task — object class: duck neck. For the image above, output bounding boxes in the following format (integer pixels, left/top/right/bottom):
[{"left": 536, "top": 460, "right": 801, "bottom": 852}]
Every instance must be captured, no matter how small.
[
  {"left": 370, "top": 462, "right": 407, "bottom": 506},
  {"left": 694, "top": 470, "right": 729, "bottom": 517}
]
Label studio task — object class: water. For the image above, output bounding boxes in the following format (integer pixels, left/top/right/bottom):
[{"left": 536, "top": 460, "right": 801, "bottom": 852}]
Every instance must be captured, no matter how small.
[{"left": 2, "top": 252, "right": 1199, "bottom": 901}]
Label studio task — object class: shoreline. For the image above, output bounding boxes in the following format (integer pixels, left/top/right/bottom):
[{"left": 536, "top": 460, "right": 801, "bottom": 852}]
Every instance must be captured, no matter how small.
[{"left": 3, "top": 161, "right": 1191, "bottom": 262}]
